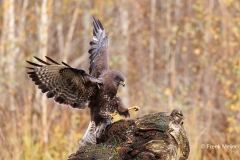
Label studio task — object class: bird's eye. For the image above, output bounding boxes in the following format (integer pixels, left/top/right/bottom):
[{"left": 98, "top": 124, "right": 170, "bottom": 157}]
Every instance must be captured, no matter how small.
[{"left": 116, "top": 77, "right": 121, "bottom": 82}]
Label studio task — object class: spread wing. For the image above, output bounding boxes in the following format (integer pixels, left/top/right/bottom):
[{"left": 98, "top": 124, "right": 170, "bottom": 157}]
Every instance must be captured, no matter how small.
[
  {"left": 88, "top": 17, "right": 109, "bottom": 78},
  {"left": 26, "top": 56, "right": 102, "bottom": 109}
]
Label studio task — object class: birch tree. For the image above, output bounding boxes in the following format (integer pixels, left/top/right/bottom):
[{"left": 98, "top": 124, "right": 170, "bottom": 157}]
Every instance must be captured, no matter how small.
[
  {"left": 119, "top": 0, "right": 129, "bottom": 108},
  {"left": 38, "top": 0, "right": 50, "bottom": 150},
  {"left": 149, "top": 0, "right": 156, "bottom": 82}
]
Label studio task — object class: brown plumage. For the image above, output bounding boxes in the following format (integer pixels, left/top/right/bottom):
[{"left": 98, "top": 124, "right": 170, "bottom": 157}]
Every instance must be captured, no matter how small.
[{"left": 26, "top": 17, "right": 129, "bottom": 145}]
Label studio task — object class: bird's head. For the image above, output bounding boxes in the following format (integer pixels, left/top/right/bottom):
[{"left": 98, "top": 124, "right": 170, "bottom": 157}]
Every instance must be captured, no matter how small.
[{"left": 113, "top": 70, "right": 125, "bottom": 87}]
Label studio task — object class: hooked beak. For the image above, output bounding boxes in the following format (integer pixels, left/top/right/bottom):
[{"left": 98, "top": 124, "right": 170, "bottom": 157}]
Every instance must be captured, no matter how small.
[{"left": 119, "top": 81, "right": 125, "bottom": 87}]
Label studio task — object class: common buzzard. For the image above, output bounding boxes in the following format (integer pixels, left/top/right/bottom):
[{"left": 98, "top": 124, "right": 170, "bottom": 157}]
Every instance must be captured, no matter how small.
[{"left": 26, "top": 17, "right": 138, "bottom": 145}]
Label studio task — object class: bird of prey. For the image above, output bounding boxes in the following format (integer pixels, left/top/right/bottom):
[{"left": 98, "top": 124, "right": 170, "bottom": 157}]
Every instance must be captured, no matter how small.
[{"left": 26, "top": 17, "right": 139, "bottom": 145}]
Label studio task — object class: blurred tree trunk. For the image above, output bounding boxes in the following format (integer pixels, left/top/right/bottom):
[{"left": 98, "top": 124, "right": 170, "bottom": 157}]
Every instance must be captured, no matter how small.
[
  {"left": 56, "top": 1, "right": 64, "bottom": 59},
  {"left": 149, "top": 0, "right": 156, "bottom": 82},
  {"left": 38, "top": 0, "right": 50, "bottom": 151},
  {"left": 0, "top": 1, "right": 29, "bottom": 157},
  {"left": 7, "top": 0, "right": 17, "bottom": 135},
  {"left": 18, "top": 0, "right": 28, "bottom": 43},
  {"left": 165, "top": 1, "right": 175, "bottom": 109},
  {"left": 63, "top": 1, "right": 81, "bottom": 62},
  {"left": 7, "top": 0, "right": 16, "bottom": 111},
  {"left": 119, "top": 0, "right": 129, "bottom": 107},
  {"left": 80, "top": 1, "right": 90, "bottom": 68},
  {"left": 72, "top": 1, "right": 91, "bottom": 68}
]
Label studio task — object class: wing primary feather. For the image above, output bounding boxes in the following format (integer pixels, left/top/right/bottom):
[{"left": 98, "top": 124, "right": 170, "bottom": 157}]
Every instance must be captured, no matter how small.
[
  {"left": 34, "top": 56, "right": 51, "bottom": 65},
  {"left": 76, "top": 68, "right": 86, "bottom": 74},
  {"left": 62, "top": 62, "right": 71, "bottom": 67},
  {"left": 73, "top": 103, "right": 81, "bottom": 108},
  {"left": 27, "top": 71, "right": 36, "bottom": 74},
  {"left": 89, "top": 62, "right": 94, "bottom": 70},
  {"left": 88, "top": 48, "right": 98, "bottom": 54},
  {"left": 46, "top": 91, "right": 55, "bottom": 98},
  {"left": 30, "top": 77, "right": 39, "bottom": 81},
  {"left": 38, "top": 84, "right": 47, "bottom": 89},
  {"left": 93, "top": 17, "right": 99, "bottom": 29},
  {"left": 45, "top": 56, "right": 60, "bottom": 65},
  {"left": 26, "top": 60, "right": 42, "bottom": 67},
  {"left": 93, "top": 18, "right": 101, "bottom": 33},
  {"left": 41, "top": 88, "right": 49, "bottom": 93},
  {"left": 90, "top": 51, "right": 99, "bottom": 61},
  {"left": 26, "top": 67, "right": 35, "bottom": 70},
  {"left": 55, "top": 96, "right": 65, "bottom": 104},
  {"left": 90, "top": 41, "right": 97, "bottom": 45},
  {"left": 97, "top": 19, "right": 104, "bottom": 30},
  {"left": 29, "top": 74, "right": 38, "bottom": 78},
  {"left": 34, "top": 81, "right": 42, "bottom": 85}
]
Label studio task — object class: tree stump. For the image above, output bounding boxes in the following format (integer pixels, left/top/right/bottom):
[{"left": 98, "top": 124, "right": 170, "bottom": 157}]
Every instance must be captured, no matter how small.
[{"left": 68, "top": 109, "right": 190, "bottom": 160}]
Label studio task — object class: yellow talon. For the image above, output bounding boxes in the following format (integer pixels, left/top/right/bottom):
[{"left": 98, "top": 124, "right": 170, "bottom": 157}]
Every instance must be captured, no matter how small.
[
  {"left": 108, "top": 106, "right": 139, "bottom": 118},
  {"left": 128, "top": 106, "right": 140, "bottom": 112},
  {"left": 109, "top": 112, "right": 118, "bottom": 117}
]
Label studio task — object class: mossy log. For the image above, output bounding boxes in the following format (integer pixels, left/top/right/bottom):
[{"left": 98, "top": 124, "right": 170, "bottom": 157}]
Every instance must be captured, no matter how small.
[{"left": 68, "top": 110, "right": 190, "bottom": 160}]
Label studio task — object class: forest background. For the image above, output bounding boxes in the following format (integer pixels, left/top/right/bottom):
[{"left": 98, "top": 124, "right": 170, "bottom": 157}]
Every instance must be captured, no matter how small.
[{"left": 0, "top": 0, "right": 239, "bottom": 159}]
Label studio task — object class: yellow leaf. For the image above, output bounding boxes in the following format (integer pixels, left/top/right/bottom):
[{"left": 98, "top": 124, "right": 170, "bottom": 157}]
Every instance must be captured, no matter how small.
[
  {"left": 227, "top": 116, "right": 236, "bottom": 124},
  {"left": 182, "top": 46, "right": 187, "bottom": 52},
  {"left": 194, "top": 49, "right": 201, "bottom": 55},
  {"left": 228, "top": 127, "right": 233, "bottom": 133},
  {"left": 226, "top": 80, "right": 232, "bottom": 86},
  {"left": 232, "top": 95, "right": 238, "bottom": 100},
  {"left": 164, "top": 88, "right": 171, "bottom": 96},
  {"left": 230, "top": 104, "right": 235, "bottom": 111},
  {"left": 192, "top": 67, "right": 197, "bottom": 72},
  {"left": 214, "top": 34, "right": 218, "bottom": 39}
]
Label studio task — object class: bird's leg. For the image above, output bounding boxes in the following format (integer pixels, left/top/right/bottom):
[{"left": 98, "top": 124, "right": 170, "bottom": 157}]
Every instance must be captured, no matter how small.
[
  {"left": 95, "top": 119, "right": 111, "bottom": 138},
  {"left": 79, "top": 121, "right": 97, "bottom": 145},
  {"left": 128, "top": 106, "right": 140, "bottom": 112}
]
